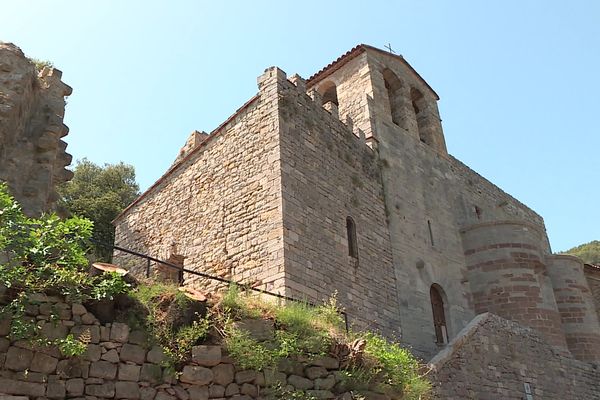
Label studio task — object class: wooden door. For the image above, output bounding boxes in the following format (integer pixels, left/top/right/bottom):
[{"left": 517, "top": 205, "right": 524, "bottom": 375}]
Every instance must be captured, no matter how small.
[{"left": 430, "top": 285, "right": 448, "bottom": 344}]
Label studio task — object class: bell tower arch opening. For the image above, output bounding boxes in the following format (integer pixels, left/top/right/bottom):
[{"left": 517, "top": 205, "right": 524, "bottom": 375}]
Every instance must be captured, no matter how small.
[
  {"left": 410, "top": 87, "right": 432, "bottom": 145},
  {"left": 319, "top": 80, "right": 339, "bottom": 106},
  {"left": 382, "top": 68, "right": 404, "bottom": 126}
]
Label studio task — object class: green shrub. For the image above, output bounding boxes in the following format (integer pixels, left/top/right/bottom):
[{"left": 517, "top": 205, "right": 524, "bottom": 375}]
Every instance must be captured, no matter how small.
[
  {"left": 91, "top": 271, "right": 131, "bottom": 300},
  {"left": 360, "top": 332, "right": 431, "bottom": 399},
  {"left": 223, "top": 326, "right": 275, "bottom": 371},
  {"left": 57, "top": 334, "right": 88, "bottom": 357},
  {"left": 0, "top": 184, "right": 128, "bottom": 344}
]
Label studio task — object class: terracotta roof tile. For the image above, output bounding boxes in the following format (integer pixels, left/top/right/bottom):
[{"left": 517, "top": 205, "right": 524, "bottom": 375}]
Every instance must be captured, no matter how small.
[{"left": 306, "top": 44, "right": 439, "bottom": 100}]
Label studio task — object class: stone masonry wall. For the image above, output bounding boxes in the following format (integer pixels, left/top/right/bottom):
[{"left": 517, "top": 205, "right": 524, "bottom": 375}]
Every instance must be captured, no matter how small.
[
  {"left": 276, "top": 70, "right": 401, "bottom": 338},
  {"left": 0, "top": 295, "right": 386, "bottom": 400},
  {"left": 113, "top": 69, "right": 285, "bottom": 294},
  {"left": 429, "top": 313, "right": 600, "bottom": 400},
  {"left": 585, "top": 264, "right": 600, "bottom": 320},
  {"left": 0, "top": 43, "right": 73, "bottom": 216},
  {"left": 363, "top": 49, "right": 551, "bottom": 358}
]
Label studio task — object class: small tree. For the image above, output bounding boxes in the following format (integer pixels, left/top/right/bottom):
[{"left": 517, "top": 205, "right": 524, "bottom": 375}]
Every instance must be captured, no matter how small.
[{"left": 58, "top": 159, "right": 140, "bottom": 261}]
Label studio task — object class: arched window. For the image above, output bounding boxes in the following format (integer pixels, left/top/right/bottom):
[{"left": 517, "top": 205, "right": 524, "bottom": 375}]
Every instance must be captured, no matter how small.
[
  {"left": 430, "top": 284, "right": 448, "bottom": 344},
  {"left": 411, "top": 88, "right": 432, "bottom": 145},
  {"left": 346, "top": 217, "right": 358, "bottom": 259},
  {"left": 382, "top": 69, "right": 403, "bottom": 126},
  {"left": 320, "top": 81, "right": 339, "bottom": 106}
]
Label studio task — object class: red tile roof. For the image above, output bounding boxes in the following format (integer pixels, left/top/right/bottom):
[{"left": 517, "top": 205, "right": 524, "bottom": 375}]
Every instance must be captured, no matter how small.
[{"left": 306, "top": 44, "right": 440, "bottom": 100}]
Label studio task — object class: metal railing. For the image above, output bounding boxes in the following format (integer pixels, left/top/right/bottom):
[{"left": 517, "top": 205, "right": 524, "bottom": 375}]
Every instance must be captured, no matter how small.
[{"left": 97, "top": 241, "right": 349, "bottom": 332}]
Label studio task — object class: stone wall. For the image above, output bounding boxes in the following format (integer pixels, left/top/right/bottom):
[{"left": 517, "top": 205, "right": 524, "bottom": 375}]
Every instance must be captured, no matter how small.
[
  {"left": 277, "top": 70, "right": 400, "bottom": 337},
  {"left": 113, "top": 69, "right": 285, "bottom": 294},
  {"left": 546, "top": 255, "right": 600, "bottom": 362},
  {"left": 429, "top": 313, "right": 600, "bottom": 400},
  {"left": 0, "top": 42, "right": 73, "bottom": 216},
  {"left": 113, "top": 45, "right": 594, "bottom": 362},
  {"left": 585, "top": 264, "right": 600, "bottom": 320},
  {"left": 460, "top": 222, "right": 567, "bottom": 350},
  {"left": 0, "top": 295, "right": 392, "bottom": 400}
]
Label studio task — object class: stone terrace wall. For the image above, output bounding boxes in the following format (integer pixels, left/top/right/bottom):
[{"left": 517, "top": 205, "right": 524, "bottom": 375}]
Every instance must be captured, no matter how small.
[
  {"left": 113, "top": 69, "right": 285, "bottom": 294},
  {"left": 0, "top": 295, "right": 394, "bottom": 400},
  {"left": 276, "top": 70, "right": 401, "bottom": 338},
  {"left": 429, "top": 313, "right": 600, "bottom": 399},
  {"left": 0, "top": 43, "right": 73, "bottom": 216}
]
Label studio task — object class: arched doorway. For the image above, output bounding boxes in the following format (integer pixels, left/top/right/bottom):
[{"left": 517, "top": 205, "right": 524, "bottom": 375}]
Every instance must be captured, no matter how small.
[{"left": 430, "top": 284, "right": 448, "bottom": 344}]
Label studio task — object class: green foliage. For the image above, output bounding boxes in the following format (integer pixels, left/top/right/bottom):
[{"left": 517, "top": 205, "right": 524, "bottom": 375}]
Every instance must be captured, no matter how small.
[
  {"left": 57, "top": 334, "right": 88, "bottom": 357},
  {"left": 0, "top": 184, "right": 130, "bottom": 345},
  {"left": 128, "top": 282, "right": 208, "bottom": 366},
  {"left": 174, "top": 318, "right": 210, "bottom": 356},
  {"left": 57, "top": 158, "right": 140, "bottom": 261},
  {"left": 223, "top": 326, "right": 275, "bottom": 371},
  {"left": 218, "top": 286, "right": 430, "bottom": 398},
  {"left": 3, "top": 293, "right": 39, "bottom": 341},
  {"left": 91, "top": 271, "right": 131, "bottom": 301},
  {"left": 30, "top": 58, "right": 54, "bottom": 72},
  {"left": 562, "top": 240, "right": 600, "bottom": 264},
  {"left": 360, "top": 332, "right": 431, "bottom": 399},
  {"left": 266, "top": 383, "right": 318, "bottom": 400},
  {"left": 220, "top": 286, "right": 342, "bottom": 371}
]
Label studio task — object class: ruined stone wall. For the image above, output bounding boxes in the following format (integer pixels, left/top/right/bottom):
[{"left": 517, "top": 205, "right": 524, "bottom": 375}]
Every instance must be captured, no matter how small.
[
  {"left": 0, "top": 295, "right": 387, "bottom": 400},
  {"left": 0, "top": 43, "right": 73, "bottom": 216},
  {"left": 113, "top": 69, "right": 285, "bottom": 293},
  {"left": 430, "top": 313, "right": 600, "bottom": 400},
  {"left": 276, "top": 69, "right": 401, "bottom": 338}
]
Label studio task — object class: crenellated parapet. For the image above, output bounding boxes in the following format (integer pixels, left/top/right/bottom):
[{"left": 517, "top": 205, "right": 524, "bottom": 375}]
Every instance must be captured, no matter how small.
[{"left": 0, "top": 42, "right": 73, "bottom": 215}]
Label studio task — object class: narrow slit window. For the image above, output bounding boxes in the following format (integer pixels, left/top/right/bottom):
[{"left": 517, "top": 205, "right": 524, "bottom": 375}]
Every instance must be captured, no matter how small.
[
  {"left": 428, "top": 220, "right": 435, "bottom": 246},
  {"left": 346, "top": 217, "right": 358, "bottom": 259}
]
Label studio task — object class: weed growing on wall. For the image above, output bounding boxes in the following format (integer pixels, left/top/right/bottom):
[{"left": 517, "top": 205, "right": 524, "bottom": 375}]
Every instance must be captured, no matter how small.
[{"left": 127, "top": 282, "right": 209, "bottom": 367}]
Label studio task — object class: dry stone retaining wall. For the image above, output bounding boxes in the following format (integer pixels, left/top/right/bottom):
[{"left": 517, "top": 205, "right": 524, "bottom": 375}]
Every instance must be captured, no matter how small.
[{"left": 0, "top": 295, "right": 391, "bottom": 400}]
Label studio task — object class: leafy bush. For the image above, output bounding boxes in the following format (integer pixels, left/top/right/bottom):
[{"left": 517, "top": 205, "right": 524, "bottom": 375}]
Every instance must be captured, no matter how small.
[
  {"left": 91, "top": 271, "right": 131, "bottom": 301},
  {"left": 57, "top": 334, "right": 88, "bottom": 357},
  {"left": 0, "top": 184, "right": 129, "bottom": 343}
]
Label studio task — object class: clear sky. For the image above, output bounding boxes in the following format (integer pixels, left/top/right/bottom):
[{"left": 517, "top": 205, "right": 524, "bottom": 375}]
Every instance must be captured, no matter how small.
[{"left": 2, "top": 0, "right": 598, "bottom": 252}]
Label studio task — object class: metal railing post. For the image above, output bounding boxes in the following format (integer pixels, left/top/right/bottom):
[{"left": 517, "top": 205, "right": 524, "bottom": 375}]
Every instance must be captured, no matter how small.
[{"left": 146, "top": 258, "right": 151, "bottom": 278}]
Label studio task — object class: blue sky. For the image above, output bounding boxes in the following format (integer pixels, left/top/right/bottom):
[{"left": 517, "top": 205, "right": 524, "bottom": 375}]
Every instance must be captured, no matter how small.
[{"left": 2, "top": 0, "right": 598, "bottom": 252}]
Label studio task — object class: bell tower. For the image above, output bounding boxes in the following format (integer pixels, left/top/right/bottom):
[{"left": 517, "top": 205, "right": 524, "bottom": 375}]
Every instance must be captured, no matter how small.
[{"left": 306, "top": 44, "right": 447, "bottom": 155}]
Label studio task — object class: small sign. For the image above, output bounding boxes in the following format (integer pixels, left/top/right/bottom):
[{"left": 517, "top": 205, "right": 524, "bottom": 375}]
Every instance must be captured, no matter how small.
[{"left": 524, "top": 382, "right": 533, "bottom": 399}]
